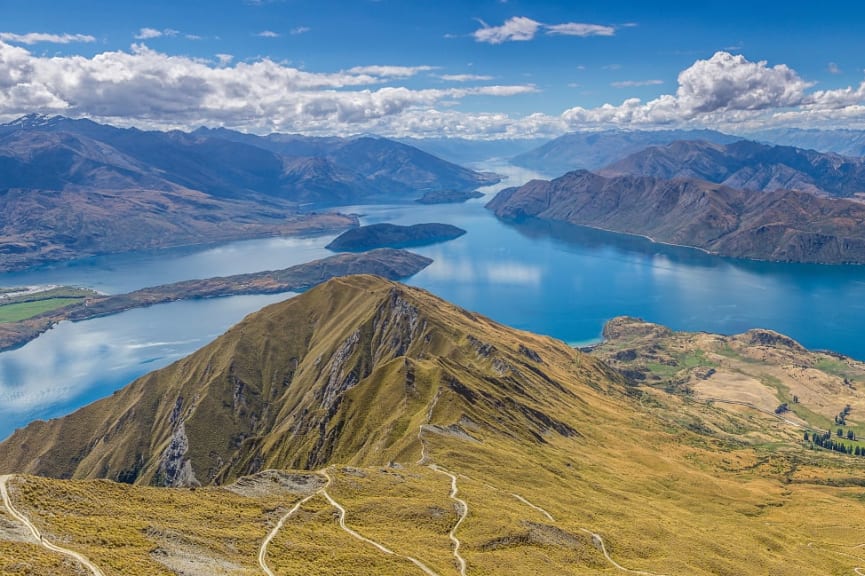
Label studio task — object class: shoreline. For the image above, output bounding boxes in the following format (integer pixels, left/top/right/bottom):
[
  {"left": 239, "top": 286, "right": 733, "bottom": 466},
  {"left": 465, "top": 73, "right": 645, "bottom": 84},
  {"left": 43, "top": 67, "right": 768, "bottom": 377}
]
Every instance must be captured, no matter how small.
[{"left": 0, "top": 249, "right": 432, "bottom": 354}]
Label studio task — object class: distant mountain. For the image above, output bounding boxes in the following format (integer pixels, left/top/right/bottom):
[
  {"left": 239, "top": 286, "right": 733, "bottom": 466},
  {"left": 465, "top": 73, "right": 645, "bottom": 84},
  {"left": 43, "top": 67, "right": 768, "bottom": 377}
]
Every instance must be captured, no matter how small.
[
  {"left": 601, "top": 140, "right": 865, "bottom": 198},
  {"left": 488, "top": 170, "right": 865, "bottom": 264},
  {"left": 510, "top": 129, "right": 738, "bottom": 176},
  {"left": 0, "top": 115, "right": 497, "bottom": 270},
  {"left": 748, "top": 128, "right": 865, "bottom": 157},
  {"left": 399, "top": 136, "right": 547, "bottom": 164}
]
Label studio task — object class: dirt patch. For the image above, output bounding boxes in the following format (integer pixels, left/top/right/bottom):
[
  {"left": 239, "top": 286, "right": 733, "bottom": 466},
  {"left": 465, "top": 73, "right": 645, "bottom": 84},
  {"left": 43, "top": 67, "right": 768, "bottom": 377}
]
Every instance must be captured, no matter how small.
[{"left": 693, "top": 371, "right": 780, "bottom": 413}]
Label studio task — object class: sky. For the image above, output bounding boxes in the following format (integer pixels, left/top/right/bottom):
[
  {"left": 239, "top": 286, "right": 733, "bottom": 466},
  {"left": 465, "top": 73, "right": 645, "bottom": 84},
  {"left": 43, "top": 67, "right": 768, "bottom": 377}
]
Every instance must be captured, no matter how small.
[{"left": 1, "top": 0, "right": 864, "bottom": 138}]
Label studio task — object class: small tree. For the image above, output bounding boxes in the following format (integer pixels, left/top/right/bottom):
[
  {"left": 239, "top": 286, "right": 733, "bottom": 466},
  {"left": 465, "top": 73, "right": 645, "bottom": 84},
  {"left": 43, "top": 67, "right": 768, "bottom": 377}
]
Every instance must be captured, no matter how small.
[
  {"left": 847, "top": 429, "right": 856, "bottom": 441},
  {"left": 803, "top": 431, "right": 810, "bottom": 442},
  {"left": 837, "top": 428, "right": 845, "bottom": 437}
]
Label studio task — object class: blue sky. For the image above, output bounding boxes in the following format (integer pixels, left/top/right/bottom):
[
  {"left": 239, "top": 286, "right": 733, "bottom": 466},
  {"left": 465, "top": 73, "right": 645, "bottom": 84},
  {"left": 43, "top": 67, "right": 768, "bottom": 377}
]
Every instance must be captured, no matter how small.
[{"left": 1, "top": 0, "right": 864, "bottom": 137}]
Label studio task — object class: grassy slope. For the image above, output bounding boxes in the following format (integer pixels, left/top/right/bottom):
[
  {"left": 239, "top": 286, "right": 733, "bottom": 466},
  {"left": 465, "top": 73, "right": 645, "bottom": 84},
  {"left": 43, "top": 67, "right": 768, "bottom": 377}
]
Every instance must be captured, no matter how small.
[{"left": 2, "top": 284, "right": 865, "bottom": 574}]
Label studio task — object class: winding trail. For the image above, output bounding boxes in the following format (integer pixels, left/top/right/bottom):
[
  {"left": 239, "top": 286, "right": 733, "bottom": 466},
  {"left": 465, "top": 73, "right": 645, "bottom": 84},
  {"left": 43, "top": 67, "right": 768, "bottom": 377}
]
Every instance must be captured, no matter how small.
[
  {"left": 511, "top": 494, "right": 554, "bottom": 522},
  {"left": 428, "top": 464, "right": 468, "bottom": 576},
  {"left": 257, "top": 469, "right": 437, "bottom": 576},
  {"left": 0, "top": 474, "right": 104, "bottom": 576},
  {"left": 258, "top": 486, "right": 323, "bottom": 576},
  {"left": 320, "top": 469, "right": 439, "bottom": 576},
  {"left": 579, "top": 528, "right": 668, "bottom": 576}
]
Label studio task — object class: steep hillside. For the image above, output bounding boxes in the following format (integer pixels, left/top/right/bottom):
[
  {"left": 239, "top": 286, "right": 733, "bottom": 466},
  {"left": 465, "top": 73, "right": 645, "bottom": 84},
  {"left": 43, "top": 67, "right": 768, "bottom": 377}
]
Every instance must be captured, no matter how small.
[
  {"left": 2, "top": 277, "right": 865, "bottom": 574},
  {"left": 0, "top": 274, "right": 612, "bottom": 486},
  {"left": 602, "top": 139, "right": 865, "bottom": 197},
  {"left": 487, "top": 170, "right": 865, "bottom": 263},
  {"left": 510, "top": 129, "right": 737, "bottom": 176}
]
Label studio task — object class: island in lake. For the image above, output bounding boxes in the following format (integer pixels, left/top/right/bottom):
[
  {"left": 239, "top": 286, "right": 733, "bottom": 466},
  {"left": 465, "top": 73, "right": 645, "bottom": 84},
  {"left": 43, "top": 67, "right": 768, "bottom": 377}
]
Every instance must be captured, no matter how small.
[
  {"left": 325, "top": 222, "right": 466, "bottom": 251},
  {"left": 415, "top": 189, "right": 484, "bottom": 204}
]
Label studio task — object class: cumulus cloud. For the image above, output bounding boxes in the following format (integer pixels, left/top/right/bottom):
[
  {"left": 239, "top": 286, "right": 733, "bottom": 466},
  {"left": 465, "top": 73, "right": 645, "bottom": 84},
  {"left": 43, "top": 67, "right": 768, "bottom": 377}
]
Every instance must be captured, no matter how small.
[
  {"left": 0, "top": 32, "right": 95, "bottom": 44},
  {"left": 290, "top": 26, "right": 310, "bottom": 35},
  {"left": 473, "top": 16, "right": 615, "bottom": 44},
  {"left": 2, "top": 43, "right": 865, "bottom": 138},
  {"left": 828, "top": 62, "right": 842, "bottom": 75},
  {"left": 473, "top": 16, "right": 540, "bottom": 44},
  {"left": 558, "top": 51, "right": 865, "bottom": 132},
  {"left": 134, "top": 28, "right": 179, "bottom": 40},
  {"left": 257, "top": 30, "right": 280, "bottom": 38},
  {"left": 0, "top": 40, "right": 536, "bottom": 135},
  {"left": 674, "top": 51, "right": 811, "bottom": 114}
]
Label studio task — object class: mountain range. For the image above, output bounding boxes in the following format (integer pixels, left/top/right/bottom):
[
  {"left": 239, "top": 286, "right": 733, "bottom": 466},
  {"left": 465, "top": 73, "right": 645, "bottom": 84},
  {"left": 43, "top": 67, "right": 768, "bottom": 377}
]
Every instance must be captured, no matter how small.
[
  {"left": 0, "top": 115, "right": 496, "bottom": 271},
  {"left": 601, "top": 139, "right": 865, "bottom": 198},
  {"left": 509, "top": 129, "right": 740, "bottom": 176},
  {"left": 488, "top": 169, "right": 865, "bottom": 264},
  {"left": 1, "top": 275, "right": 865, "bottom": 574}
]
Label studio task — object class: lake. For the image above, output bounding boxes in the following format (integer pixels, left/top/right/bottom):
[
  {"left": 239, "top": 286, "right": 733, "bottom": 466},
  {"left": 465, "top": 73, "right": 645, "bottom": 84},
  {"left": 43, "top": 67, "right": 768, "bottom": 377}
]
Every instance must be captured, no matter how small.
[{"left": 3, "top": 162, "right": 865, "bottom": 440}]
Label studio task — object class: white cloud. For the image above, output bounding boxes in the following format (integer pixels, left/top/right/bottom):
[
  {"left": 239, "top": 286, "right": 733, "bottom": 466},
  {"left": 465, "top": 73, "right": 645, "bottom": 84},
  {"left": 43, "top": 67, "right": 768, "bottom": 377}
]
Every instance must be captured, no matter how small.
[
  {"left": 257, "top": 30, "right": 280, "bottom": 38},
  {"left": 611, "top": 79, "right": 664, "bottom": 88},
  {"left": 290, "top": 26, "right": 310, "bottom": 35},
  {"left": 2, "top": 43, "right": 865, "bottom": 139},
  {"left": 473, "top": 16, "right": 615, "bottom": 44},
  {"left": 0, "top": 40, "right": 536, "bottom": 135},
  {"left": 439, "top": 74, "right": 495, "bottom": 82},
  {"left": 559, "top": 51, "right": 861, "bottom": 132},
  {"left": 473, "top": 17, "right": 540, "bottom": 44},
  {"left": 828, "top": 62, "right": 842, "bottom": 75},
  {"left": 346, "top": 65, "right": 436, "bottom": 78},
  {"left": 134, "top": 28, "right": 179, "bottom": 40},
  {"left": 0, "top": 32, "right": 95, "bottom": 45},
  {"left": 545, "top": 22, "right": 615, "bottom": 37}
]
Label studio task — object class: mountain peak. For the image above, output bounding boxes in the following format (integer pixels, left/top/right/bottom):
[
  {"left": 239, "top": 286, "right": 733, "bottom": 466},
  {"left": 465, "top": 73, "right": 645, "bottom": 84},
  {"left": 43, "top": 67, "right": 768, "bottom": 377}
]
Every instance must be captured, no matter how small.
[
  {"left": 0, "top": 274, "right": 616, "bottom": 486},
  {"left": 3, "top": 113, "right": 68, "bottom": 129}
]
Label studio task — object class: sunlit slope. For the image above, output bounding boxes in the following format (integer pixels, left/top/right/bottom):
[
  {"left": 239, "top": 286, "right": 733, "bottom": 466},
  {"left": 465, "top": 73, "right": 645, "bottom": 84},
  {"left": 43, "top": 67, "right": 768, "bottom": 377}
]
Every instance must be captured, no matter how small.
[
  {"left": 0, "top": 274, "right": 620, "bottom": 487},
  {"left": 1, "top": 279, "right": 865, "bottom": 574}
]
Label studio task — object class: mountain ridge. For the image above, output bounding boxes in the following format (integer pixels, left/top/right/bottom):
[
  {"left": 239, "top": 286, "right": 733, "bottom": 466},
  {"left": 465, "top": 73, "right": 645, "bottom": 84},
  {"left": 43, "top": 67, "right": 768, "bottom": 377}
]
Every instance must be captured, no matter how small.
[{"left": 601, "top": 139, "right": 865, "bottom": 197}]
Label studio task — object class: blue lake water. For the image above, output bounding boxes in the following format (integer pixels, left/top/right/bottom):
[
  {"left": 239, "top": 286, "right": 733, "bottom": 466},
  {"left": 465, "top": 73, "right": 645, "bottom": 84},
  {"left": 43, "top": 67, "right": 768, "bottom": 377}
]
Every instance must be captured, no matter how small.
[{"left": 3, "top": 162, "right": 865, "bottom": 440}]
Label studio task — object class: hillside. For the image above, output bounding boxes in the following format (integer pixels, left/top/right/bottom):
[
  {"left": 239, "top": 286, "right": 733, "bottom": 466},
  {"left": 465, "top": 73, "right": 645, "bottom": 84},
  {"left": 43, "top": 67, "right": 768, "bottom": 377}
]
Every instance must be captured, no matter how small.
[
  {"left": 510, "top": 129, "right": 738, "bottom": 176},
  {"left": 2, "top": 276, "right": 865, "bottom": 574},
  {"left": 0, "top": 115, "right": 497, "bottom": 271},
  {"left": 487, "top": 170, "right": 865, "bottom": 264},
  {"left": 602, "top": 139, "right": 865, "bottom": 197},
  {"left": 590, "top": 316, "right": 865, "bottom": 454}
]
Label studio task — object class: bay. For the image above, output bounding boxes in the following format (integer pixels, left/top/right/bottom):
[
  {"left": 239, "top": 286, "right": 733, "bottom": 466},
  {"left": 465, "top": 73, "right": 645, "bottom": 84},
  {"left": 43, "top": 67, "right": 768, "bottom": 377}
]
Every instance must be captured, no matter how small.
[{"left": 3, "top": 161, "right": 865, "bottom": 440}]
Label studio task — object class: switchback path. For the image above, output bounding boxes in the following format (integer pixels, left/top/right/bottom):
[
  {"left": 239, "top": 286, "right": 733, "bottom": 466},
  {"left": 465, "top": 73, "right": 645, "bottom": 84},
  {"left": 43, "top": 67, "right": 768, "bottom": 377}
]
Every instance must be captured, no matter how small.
[
  {"left": 0, "top": 474, "right": 105, "bottom": 576},
  {"left": 511, "top": 493, "right": 554, "bottom": 522},
  {"left": 258, "top": 476, "right": 325, "bottom": 576},
  {"left": 320, "top": 469, "right": 439, "bottom": 576},
  {"left": 579, "top": 528, "right": 668, "bottom": 576},
  {"left": 428, "top": 464, "right": 468, "bottom": 576}
]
